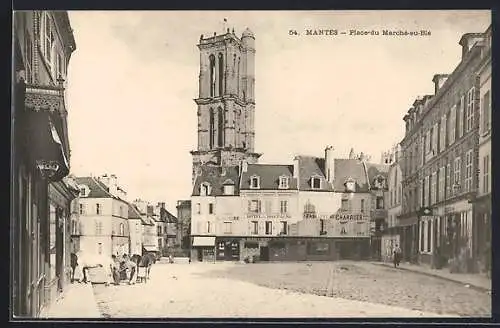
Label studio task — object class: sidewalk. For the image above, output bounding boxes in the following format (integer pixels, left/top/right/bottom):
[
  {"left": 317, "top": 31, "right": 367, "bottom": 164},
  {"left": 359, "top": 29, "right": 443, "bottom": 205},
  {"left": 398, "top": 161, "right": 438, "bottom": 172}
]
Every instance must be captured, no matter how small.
[
  {"left": 39, "top": 282, "right": 102, "bottom": 319},
  {"left": 373, "top": 261, "right": 491, "bottom": 292}
]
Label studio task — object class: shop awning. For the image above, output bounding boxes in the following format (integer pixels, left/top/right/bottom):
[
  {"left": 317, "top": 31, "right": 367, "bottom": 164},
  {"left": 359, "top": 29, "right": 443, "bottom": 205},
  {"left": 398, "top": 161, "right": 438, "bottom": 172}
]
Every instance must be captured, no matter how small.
[
  {"left": 143, "top": 246, "right": 158, "bottom": 252},
  {"left": 192, "top": 236, "right": 216, "bottom": 247},
  {"left": 23, "top": 83, "right": 69, "bottom": 182}
]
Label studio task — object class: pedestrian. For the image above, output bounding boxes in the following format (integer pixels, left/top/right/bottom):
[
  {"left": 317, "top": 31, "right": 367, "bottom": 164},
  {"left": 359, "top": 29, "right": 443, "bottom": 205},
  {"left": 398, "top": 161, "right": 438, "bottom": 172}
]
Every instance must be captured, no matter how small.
[
  {"left": 70, "top": 253, "right": 78, "bottom": 283},
  {"left": 393, "top": 244, "right": 402, "bottom": 268},
  {"left": 111, "top": 254, "right": 121, "bottom": 285},
  {"left": 122, "top": 254, "right": 137, "bottom": 285}
]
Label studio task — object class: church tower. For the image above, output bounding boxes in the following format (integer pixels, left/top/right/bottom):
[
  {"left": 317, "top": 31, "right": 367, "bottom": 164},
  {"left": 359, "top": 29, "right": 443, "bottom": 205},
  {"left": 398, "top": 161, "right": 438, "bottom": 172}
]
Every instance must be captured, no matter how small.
[{"left": 191, "top": 26, "right": 261, "bottom": 183}]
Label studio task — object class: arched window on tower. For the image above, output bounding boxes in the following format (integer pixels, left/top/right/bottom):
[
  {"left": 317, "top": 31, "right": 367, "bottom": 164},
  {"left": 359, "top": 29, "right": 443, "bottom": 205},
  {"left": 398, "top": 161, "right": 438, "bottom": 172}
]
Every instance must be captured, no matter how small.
[
  {"left": 218, "top": 53, "right": 224, "bottom": 96},
  {"left": 218, "top": 107, "right": 224, "bottom": 147},
  {"left": 209, "top": 55, "right": 216, "bottom": 97},
  {"left": 237, "top": 57, "right": 241, "bottom": 96},
  {"left": 209, "top": 108, "right": 215, "bottom": 148}
]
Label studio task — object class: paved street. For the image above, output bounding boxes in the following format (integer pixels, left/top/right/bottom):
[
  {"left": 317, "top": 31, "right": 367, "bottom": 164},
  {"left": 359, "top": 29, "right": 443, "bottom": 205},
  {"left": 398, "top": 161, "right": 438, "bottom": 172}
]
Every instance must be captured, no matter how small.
[{"left": 91, "top": 262, "right": 475, "bottom": 318}]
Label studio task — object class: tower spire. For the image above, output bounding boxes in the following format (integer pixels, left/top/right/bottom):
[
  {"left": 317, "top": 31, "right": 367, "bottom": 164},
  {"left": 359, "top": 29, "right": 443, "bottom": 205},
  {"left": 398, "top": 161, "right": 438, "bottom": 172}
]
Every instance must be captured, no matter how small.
[{"left": 223, "top": 18, "right": 228, "bottom": 33}]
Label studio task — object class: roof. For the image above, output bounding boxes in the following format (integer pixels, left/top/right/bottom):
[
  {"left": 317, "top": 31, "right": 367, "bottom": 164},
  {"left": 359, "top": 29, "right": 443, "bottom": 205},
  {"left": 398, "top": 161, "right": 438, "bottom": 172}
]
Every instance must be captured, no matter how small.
[
  {"left": 142, "top": 216, "right": 155, "bottom": 226},
  {"left": 240, "top": 164, "right": 298, "bottom": 190},
  {"left": 365, "top": 163, "right": 390, "bottom": 190},
  {"left": 128, "top": 204, "right": 142, "bottom": 220},
  {"left": 333, "top": 159, "right": 370, "bottom": 192},
  {"left": 74, "top": 177, "right": 114, "bottom": 198},
  {"left": 296, "top": 156, "right": 333, "bottom": 191},
  {"left": 192, "top": 165, "right": 240, "bottom": 196},
  {"left": 164, "top": 209, "right": 178, "bottom": 223}
]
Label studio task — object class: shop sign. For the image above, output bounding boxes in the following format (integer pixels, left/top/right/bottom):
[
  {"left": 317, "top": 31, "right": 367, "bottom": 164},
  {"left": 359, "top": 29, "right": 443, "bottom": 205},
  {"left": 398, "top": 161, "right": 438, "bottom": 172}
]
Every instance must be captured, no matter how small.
[
  {"left": 247, "top": 213, "right": 292, "bottom": 219},
  {"left": 332, "top": 213, "right": 364, "bottom": 221}
]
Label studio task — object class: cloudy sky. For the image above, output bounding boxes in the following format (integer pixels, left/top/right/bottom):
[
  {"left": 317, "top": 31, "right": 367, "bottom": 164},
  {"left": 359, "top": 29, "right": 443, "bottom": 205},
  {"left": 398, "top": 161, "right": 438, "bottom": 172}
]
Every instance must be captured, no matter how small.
[{"left": 65, "top": 10, "right": 490, "bottom": 213}]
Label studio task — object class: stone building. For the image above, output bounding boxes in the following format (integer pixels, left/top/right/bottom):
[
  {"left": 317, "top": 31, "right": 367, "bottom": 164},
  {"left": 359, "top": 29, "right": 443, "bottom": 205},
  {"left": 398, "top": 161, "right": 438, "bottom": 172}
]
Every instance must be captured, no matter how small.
[
  {"left": 190, "top": 27, "right": 261, "bottom": 183},
  {"left": 12, "top": 11, "right": 80, "bottom": 317},
  {"left": 474, "top": 25, "right": 491, "bottom": 274},
  {"left": 127, "top": 203, "right": 143, "bottom": 256},
  {"left": 175, "top": 200, "right": 192, "bottom": 250},
  {"left": 400, "top": 27, "right": 490, "bottom": 272},
  {"left": 74, "top": 175, "right": 130, "bottom": 257}
]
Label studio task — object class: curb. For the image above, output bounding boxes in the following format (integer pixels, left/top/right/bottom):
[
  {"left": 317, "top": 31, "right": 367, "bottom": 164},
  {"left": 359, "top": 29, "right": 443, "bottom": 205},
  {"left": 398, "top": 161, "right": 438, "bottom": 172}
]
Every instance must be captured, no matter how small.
[{"left": 372, "top": 262, "right": 491, "bottom": 293}]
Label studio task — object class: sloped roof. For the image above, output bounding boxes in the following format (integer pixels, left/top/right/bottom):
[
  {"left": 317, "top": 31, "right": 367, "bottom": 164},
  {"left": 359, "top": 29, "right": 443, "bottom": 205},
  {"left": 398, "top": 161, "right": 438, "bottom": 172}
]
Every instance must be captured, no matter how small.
[
  {"left": 240, "top": 164, "right": 298, "bottom": 190},
  {"left": 164, "top": 209, "right": 178, "bottom": 223},
  {"left": 192, "top": 165, "right": 240, "bottom": 196},
  {"left": 128, "top": 203, "right": 142, "bottom": 220},
  {"left": 296, "top": 156, "right": 332, "bottom": 191},
  {"left": 333, "top": 159, "right": 370, "bottom": 192},
  {"left": 74, "top": 177, "right": 113, "bottom": 198}
]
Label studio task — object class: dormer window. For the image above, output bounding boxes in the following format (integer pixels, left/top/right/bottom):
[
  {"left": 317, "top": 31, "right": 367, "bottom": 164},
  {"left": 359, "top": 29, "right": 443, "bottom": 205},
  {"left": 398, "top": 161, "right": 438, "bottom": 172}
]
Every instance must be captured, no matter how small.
[
  {"left": 200, "top": 182, "right": 211, "bottom": 196},
  {"left": 250, "top": 175, "right": 260, "bottom": 189},
  {"left": 79, "top": 185, "right": 89, "bottom": 197},
  {"left": 344, "top": 177, "right": 356, "bottom": 192},
  {"left": 311, "top": 176, "right": 321, "bottom": 189},
  {"left": 223, "top": 179, "right": 235, "bottom": 195},
  {"left": 279, "top": 176, "right": 289, "bottom": 189}
]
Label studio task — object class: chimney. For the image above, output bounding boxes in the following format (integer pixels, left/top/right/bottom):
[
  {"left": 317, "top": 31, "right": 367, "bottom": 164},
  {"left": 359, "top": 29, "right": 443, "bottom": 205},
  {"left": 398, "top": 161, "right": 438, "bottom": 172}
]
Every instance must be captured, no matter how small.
[
  {"left": 348, "top": 148, "right": 355, "bottom": 160},
  {"left": 293, "top": 156, "right": 299, "bottom": 179},
  {"left": 459, "top": 33, "right": 484, "bottom": 60},
  {"left": 432, "top": 74, "right": 449, "bottom": 95},
  {"left": 241, "top": 160, "right": 248, "bottom": 173},
  {"left": 324, "top": 146, "right": 335, "bottom": 183},
  {"left": 147, "top": 205, "right": 154, "bottom": 216}
]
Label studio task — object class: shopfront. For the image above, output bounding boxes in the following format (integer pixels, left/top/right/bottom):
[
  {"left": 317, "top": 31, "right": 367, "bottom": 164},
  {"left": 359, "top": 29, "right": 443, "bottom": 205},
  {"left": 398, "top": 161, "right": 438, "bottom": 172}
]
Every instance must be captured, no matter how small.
[
  {"left": 191, "top": 236, "right": 216, "bottom": 262},
  {"left": 216, "top": 238, "right": 240, "bottom": 261}
]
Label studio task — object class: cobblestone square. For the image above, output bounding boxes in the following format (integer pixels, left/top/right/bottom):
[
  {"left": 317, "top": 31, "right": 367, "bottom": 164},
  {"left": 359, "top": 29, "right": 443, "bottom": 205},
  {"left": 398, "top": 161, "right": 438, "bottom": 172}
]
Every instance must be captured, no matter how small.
[{"left": 92, "top": 262, "right": 489, "bottom": 318}]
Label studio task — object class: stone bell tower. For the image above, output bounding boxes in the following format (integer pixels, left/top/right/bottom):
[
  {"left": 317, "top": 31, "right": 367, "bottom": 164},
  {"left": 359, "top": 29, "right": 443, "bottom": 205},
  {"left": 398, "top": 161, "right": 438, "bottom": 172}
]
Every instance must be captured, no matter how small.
[{"left": 190, "top": 25, "right": 261, "bottom": 184}]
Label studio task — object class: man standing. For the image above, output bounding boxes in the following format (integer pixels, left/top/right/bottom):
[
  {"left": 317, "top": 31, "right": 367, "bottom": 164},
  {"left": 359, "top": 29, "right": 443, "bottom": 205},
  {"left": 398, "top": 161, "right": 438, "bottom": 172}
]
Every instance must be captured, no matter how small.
[{"left": 393, "top": 244, "right": 402, "bottom": 268}]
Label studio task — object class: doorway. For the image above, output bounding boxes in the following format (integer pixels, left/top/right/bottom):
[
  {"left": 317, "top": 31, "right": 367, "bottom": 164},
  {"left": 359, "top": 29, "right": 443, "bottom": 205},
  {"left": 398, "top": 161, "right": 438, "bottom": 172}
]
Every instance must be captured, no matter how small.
[
  {"left": 197, "top": 249, "right": 203, "bottom": 262},
  {"left": 259, "top": 246, "right": 269, "bottom": 261}
]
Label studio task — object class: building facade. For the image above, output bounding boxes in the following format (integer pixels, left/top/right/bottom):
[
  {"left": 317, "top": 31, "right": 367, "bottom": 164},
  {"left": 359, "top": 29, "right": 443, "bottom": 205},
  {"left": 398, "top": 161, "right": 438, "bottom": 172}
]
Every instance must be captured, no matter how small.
[
  {"left": 74, "top": 175, "right": 130, "bottom": 257},
  {"left": 190, "top": 27, "right": 261, "bottom": 184},
  {"left": 127, "top": 204, "right": 143, "bottom": 256},
  {"left": 12, "top": 11, "right": 79, "bottom": 317},
  {"left": 400, "top": 28, "right": 490, "bottom": 272},
  {"left": 176, "top": 200, "right": 192, "bottom": 249},
  {"left": 474, "top": 25, "right": 491, "bottom": 275}
]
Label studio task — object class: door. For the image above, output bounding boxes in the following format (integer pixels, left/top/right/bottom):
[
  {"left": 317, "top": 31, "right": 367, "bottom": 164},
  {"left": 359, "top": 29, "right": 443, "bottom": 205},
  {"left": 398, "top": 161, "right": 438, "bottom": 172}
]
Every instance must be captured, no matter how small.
[
  {"left": 197, "top": 249, "right": 203, "bottom": 262},
  {"left": 259, "top": 246, "right": 269, "bottom": 261}
]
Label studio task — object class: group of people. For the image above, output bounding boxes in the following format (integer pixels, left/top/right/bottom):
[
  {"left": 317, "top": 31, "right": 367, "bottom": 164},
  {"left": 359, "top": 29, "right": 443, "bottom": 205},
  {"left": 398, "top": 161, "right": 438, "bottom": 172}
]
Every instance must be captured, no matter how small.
[{"left": 70, "top": 251, "right": 155, "bottom": 286}]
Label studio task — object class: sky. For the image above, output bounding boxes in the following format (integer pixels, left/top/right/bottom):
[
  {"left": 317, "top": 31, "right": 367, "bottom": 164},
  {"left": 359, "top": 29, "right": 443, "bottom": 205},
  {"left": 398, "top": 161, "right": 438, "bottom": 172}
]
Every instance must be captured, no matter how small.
[{"left": 65, "top": 10, "right": 491, "bottom": 214}]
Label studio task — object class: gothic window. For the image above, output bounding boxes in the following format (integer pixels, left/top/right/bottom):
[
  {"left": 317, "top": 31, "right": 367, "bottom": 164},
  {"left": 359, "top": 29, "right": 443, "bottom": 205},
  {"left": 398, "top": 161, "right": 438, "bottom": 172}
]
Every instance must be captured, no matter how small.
[
  {"left": 217, "top": 107, "right": 224, "bottom": 147},
  {"left": 237, "top": 57, "right": 241, "bottom": 95},
  {"left": 218, "top": 53, "right": 224, "bottom": 96},
  {"left": 209, "top": 55, "right": 216, "bottom": 97},
  {"left": 209, "top": 108, "right": 215, "bottom": 148}
]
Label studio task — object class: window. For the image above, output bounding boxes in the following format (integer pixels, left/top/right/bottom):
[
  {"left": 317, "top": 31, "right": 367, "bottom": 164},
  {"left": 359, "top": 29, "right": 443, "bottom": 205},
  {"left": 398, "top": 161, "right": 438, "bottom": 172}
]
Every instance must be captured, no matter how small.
[
  {"left": 279, "top": 176, "right": 289, "bottom": 189},
  {"left": 482, "top": 91, "right": 491, "bottom": 134},
  {"left": 303, "top": 201, "right": 316, "bottom": 218},
  {"left": 80, "top": 188, "right": 87, "bottom": 197},
  {"left": 440, "top": 115, "right": 446, "bottom": 152},
  {"left": 320, "top": 219, "right": 326, "bottom": 234},
  {"left": 423, "top": 176, "right": 429, "bottom": 206},
  {"left": 454, "top": 157, "right": 462, "bottom": 185},
  {"left": 224, "top": 222, "right": 232, "bottom": 234},
  {"left": 341, "top": 199, "right": 348, "bottom": 211},
  {"left": 207, "top": 221, "right": 211, "bottom": 234},
  {"left": 200, "top": 183, "right": 210, "bottom": 196},
  {"left": 432, "top": 123, "right": 439, "bottom": 152},
  {"left": 431, "top": 172, "right": 437, "bottom": 205},
  {"left": 97, "top": 243, "right": 103, "bottom": 255},
  {"left": 79, "top": 203, "right": 85, "bottom": 215},
  {"left": 24, "top": 31, "right": 33, "bottom": 83},
  {"left": 250, "top": 176, "right": 260, "bottom": 189},
  {"left": 209, "top": 55, "right": 215, "bottom": 97},
  {"left": 217, "top": 107, "right": 224, "bottom": 147},
  {"left": 448, "top": 105, "right": 456, "bottom": 145},
  {"left": 376, "top": 196, "right": 384, "bottom": 209},
  {"left": 458, "top": 96, "right": 465, "bottom": 138},
  {"left": 311, "top": 177, "right": 321, "bottom": 189},
  {"left": 465, "top": 150, "right": 473, "bottom": 192},
  {"left": 136, "top": 223, "right": 140, "bottom": 233},
  {"left": 251, "top": 221, "right": 258, "bottom": 234},
  {"left": 420, "top": 221, "right": 425, "bottom": 252},
  {"left": 280, "top": 200, "right": 288, "bottom": 214},
  {"left": 119, "top": 223, "right": 124, "bottom": 235},
  {"left": 446, "top": 164, "right": 451, "bottom": 198},
  {"left": 360, "top": 199, "right": 365, "bottom": 213},
  {"left": 218, "top": 53, "right": 224, "bottom": 96},
  {"left": 438, "top": 167, "right": 445, "bottom": 202},
  {"left": 398, "top": 186, "right": 401, "bottom": 205},
  {"left": 483, "top": 155, "right": 490, "bottom": 193},
  {"left": 280, "top": 221, "right": 288, "bottom": 235},
  {"left": 248, "top": 200, "right": 261, "bottom": 213},
  {"left": 96, "top": 203, "right": 101, "bottom": 215},
  {"left": 466, "top": 87, "right": 475, "bottom": 133},
  {"left": 209, "top": 108, "right": 215, "bottom": 148},
  {"left": 196, "top": 203, "right": 201, "bottom": 214},
  {"left": 265, "top": 221, "right": 272, "bottom": 235},
  {"left": 208, "top": 203, "right": 214, "bottom": 214},
  {"left": 95, "top": 220, "right": 103, "bottom": 235},
  {"left": 41, "top": 12, "right": 54, "bottom": 66}
]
